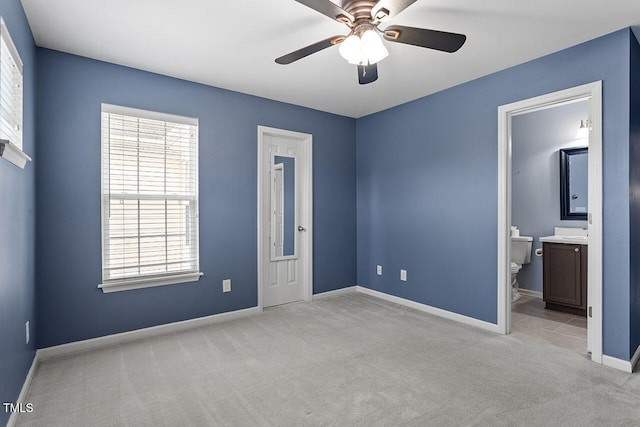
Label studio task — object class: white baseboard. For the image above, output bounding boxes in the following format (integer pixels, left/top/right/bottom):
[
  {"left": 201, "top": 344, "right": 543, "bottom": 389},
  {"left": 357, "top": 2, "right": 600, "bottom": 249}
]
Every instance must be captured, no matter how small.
[
  {"left": 312, "top": 286, "right": 357, "bottom": 300},
  {"left": 602, "top": 355, "right": 633, "bottom": 373},
  {"left": 603, "top": 344, "right": 640, "bottom": 373},
  {"left": 601, "top": 344, "right": 640, "bottom": 373},
  {"left": 355, "top": 286, "right": 501, "bottom": 334},
  {"left": 519, "top": 288, "right": 543, "bottom": 299},
  {"left": 38, "top": 306, "right": 262, "bottom": 361},
  {"left": 355, "top": 286, "right": 640, "bottom": 373},
  {"left": 7, "top": 351, "right": 39, "bottom": 427}
]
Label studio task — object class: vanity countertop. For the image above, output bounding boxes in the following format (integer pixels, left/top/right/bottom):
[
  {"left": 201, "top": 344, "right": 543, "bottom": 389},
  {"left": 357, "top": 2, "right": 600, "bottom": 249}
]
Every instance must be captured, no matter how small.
[
  {"left": 539, "top": 227, "right": 588, "bottom": 245},
  {"left": 539, "top": 235, "right": 588, "bottom": 245}
]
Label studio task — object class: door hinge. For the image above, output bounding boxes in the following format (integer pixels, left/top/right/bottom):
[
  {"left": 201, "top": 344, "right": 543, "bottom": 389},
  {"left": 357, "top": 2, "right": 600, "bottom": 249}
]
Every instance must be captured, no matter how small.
[
  {"left": 588, "top": 213, "right": 592, "bottom": 224},
  {"left": 588, "top": 306, "right": 592, "bottom": 318}
]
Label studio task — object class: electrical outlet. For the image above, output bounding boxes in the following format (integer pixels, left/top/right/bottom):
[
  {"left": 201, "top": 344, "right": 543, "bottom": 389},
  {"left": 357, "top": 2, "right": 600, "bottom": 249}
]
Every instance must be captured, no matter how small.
[
  {"left": 400, "top": 269, "right": 407, "bottom": 282},
  {"left": 376, "top": 265, "right": 382, "bottom": 275},
  {"left": 25, "top": 321, "right": 29, "bottom": 344},
  {"left": 222, "top": 279, "right": 231, "bottom": 293}
]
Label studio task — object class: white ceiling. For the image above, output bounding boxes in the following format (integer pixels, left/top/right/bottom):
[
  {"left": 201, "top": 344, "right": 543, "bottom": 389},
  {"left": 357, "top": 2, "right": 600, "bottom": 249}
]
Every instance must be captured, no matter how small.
[{"left": 20, "top": 0, "right": 640, "bottom": 118}]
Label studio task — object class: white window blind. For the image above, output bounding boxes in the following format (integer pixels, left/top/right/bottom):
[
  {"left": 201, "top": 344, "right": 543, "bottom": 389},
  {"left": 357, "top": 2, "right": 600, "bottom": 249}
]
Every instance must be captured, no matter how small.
[
  {"left": 99, "top": 104, "right": 201, "bottom": 293},
  {"left": 0, "top": 17, "right": 23, "bottom": 149}
]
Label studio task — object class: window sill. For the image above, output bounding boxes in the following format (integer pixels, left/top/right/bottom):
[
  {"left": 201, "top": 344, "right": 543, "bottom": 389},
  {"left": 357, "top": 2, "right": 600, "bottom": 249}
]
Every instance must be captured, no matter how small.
[
  {"left": 0, "top": 139, "right": 31, "bottom": 169},
  {"left": 98, "top": 271, "right": 203, "bottom": 293}
]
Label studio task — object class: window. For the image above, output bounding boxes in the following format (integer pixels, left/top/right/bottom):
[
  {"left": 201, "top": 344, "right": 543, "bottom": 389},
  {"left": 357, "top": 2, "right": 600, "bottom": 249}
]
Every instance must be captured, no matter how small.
[
  {"left": 0, "top": 17, "right": 29, "bottom": 169},
  {"left": 99, "top": 104, "right": 201, "bottom": 293}
]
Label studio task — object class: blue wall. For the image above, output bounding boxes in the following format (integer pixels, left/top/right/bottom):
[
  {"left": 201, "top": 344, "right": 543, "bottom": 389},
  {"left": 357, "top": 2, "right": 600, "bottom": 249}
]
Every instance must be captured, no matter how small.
[
  {"left": 7, "top": 7, "right": 640, "bottom": 385},
  {"left": 357, "top": 29, "right": 633, "bottom": 359},
  {"left": 629, "top": 32, "right": 640, "bottom": 359},
  {"left": 512, "top": 101, "right": 589, "bottom": 293},
  {"left": 35, "top": 49, "right": 356, "bottom": 348},
  {"left": 0, "top": 0, "right": 36, "bottom": 424}
]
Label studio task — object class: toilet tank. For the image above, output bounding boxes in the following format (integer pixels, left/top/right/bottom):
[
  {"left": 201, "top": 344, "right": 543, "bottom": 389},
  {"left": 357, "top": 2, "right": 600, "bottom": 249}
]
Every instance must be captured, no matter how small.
[{"left": 511, "top": 236, "right": 533, "bottom": 265}]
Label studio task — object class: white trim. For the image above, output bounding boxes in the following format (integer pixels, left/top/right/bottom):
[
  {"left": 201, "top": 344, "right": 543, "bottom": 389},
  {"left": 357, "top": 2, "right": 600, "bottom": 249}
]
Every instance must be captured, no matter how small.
[
  {"left": 6, "top": 352, "right": 39, "bottom": 427},
  {"left": 271, "top": 162, "right": 285, "bottom": 260},
  {"left": 602, "top": 354, "right": 635, "bottom": 373},
  {"left": 0, "top": 138, "right": 31, "bottom": 169},
  {"left": 497, "top": 101, "right": 510, "bottom": 335},
  {"left": 257, "top": 126, "right": 313, "bottom": 309},
  {"left": 98, "top": 271, "right": 203, "bottom": 293},
  {"left": 312, "top": 286, "right": 357, "bottom": 300},
  {"left": 99, "top": 105, "right": 201, "bottom": 293},
  {"left": 518, "top": 288, "right": 543, "bottom": 299},
  {"left": 38, "top": 306, "right": 261, "bottom": 361},
  {"left": 356, "top": 286, "right": 501, "bottom": 334},
  {"left": 101, "top": 103, "right": 198, "bottom": 126},
  {"left": 600, "top": 345, "right": 640, "bottom": 373},
  {"left": 633, "top": 345, "right": 640, "bottom": 372},
  {"left": 497, "top": 81, "right": 603, "bottom": 364},
  {"left": 586, "top": 82, "right": 603, "bottom": 364}
]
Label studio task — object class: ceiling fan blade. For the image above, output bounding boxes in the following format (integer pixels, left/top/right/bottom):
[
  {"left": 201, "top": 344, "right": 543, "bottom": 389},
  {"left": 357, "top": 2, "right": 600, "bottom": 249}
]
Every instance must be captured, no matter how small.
[
  {"left": 293, "top": 0, "right": 354, "bottom": 25},
  {"left": 383, "top": 25, "right": 466, "bottom": 53},
  {"left": 276, "top": 36, "right": 345, "bottom": 65},
  {"left": 371, "top": 0, "right": 418, "bottom": 21},
  {"left": 358, "top": 63, "right": 378, "bottom": 85}
]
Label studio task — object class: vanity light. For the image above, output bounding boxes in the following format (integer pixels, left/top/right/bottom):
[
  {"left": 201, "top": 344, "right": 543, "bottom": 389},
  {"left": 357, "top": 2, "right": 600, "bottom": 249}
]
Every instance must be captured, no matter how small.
[{"left": 576, "top": 119, "right": 591, "bottom": 139}]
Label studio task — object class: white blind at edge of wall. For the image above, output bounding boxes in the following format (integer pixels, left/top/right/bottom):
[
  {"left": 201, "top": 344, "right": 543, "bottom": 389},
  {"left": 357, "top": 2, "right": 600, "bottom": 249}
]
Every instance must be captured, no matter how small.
[{"left": 0, "top": 18, "right": 23, "bottom": 149}]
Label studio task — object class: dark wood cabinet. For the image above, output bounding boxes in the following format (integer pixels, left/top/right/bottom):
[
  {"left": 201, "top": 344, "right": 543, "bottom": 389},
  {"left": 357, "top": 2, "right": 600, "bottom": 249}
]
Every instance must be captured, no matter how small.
[{"left": 542, "top": 242, "right": 587, "bottom": 316}]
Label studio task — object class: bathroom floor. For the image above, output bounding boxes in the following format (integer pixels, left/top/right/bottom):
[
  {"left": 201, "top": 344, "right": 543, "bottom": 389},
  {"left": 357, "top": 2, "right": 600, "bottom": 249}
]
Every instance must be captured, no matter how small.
[{"left": 511, "top": 294, "right": 588, "bottom": 354}]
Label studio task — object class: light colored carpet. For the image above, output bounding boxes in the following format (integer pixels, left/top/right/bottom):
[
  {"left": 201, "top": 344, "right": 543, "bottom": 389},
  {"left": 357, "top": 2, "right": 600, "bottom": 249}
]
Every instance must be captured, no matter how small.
[{"left": 15, "top": 293, "right": 640, "bottom": 426}]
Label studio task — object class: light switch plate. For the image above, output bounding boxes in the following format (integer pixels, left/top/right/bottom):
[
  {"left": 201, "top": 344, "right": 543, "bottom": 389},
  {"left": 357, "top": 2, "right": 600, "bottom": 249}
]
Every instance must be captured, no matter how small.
[
  {"left": 400, "top": 269, "right": 407, "bottom": 281},
  {"left": 223, "top": 279, "right": 231, "bottom": 293},
  {"left": 25, "top": 321, "right": 29, "bottom": 344}
]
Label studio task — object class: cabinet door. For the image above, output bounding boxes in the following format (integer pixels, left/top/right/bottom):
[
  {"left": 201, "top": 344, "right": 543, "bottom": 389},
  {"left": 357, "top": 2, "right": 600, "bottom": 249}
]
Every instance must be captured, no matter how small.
[{"left": 543, "top": 243, "right": 585, "bottom": 308}]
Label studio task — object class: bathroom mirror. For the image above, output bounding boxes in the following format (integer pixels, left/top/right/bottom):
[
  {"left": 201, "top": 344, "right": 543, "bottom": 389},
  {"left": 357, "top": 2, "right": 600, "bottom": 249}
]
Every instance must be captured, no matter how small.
[
  {"left": 271, "top": 155, "right": 296, "bottom": 260},
  {"left": 560, "top": 147, "right": 588, "bottom": 220}
]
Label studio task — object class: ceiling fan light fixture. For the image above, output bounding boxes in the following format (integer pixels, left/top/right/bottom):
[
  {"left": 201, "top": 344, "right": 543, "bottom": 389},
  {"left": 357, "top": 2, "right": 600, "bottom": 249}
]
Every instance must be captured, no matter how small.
[
  {"left": 339, "top": 34, "right": 363, "bottom": 64},
  {"left": 361, "top": 29, "right": 389, "bottom": 64},
  {"left": 338, "top": 27, "right": 388, "bottom": 66},
  {"left": 277, "top": 0, "right": 467, "bottom": 85}
]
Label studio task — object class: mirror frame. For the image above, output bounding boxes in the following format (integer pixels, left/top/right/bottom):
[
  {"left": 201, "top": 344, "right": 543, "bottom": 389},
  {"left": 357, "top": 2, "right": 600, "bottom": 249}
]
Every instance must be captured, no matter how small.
[
  {"left": 559, "top": 146, "right": 588, "bottom": 221},
  {"left": 270, "top": 153, "right": 297, "bottom": 261}
]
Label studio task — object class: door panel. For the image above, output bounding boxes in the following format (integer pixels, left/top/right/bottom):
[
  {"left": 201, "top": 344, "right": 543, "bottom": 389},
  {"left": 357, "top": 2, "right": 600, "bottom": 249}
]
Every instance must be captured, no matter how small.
[{"left": 259, "top": 128, "right": 311, "bottom": 307}]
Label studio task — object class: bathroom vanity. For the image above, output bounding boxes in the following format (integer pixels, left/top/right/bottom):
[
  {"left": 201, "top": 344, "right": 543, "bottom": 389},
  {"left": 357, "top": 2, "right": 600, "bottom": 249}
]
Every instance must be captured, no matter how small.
[{"left": 540, "top": 228, "right": 588, "bottom": 317}]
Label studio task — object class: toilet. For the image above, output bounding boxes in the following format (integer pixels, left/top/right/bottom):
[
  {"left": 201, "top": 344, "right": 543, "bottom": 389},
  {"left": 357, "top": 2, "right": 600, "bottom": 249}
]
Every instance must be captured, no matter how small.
[{"left": 511, "top": 233, "right": 533, "bottom": 302}]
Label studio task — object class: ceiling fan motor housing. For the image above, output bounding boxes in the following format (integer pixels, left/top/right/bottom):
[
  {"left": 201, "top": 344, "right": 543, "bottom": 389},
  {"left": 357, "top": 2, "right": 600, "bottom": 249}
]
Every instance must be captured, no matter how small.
[{"left": 341, "top": 0, "right": 381, "bottom": 24}]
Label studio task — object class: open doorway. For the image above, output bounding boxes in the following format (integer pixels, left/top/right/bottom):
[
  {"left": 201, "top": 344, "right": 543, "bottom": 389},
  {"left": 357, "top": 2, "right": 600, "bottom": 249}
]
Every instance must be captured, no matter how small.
[
  {"left": 510, "top": 99, "right": 589, "bottom": 353},
  {"left": 497, "top": 82, "right": 603, "bottom": 363}
]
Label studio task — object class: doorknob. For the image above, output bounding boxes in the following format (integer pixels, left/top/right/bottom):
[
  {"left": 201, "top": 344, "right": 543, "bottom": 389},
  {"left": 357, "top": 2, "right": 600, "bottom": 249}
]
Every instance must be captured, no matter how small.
[{"left": 298, "top": 226, "right": 306, "bottom": 232}]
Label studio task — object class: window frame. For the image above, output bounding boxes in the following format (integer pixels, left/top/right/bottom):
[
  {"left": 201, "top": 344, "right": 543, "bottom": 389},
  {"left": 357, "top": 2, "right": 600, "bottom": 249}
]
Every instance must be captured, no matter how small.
[
  {"left": 98, "top": 103, "right": 202, "bottom": 293},
  {"left": 0, "top": 16, "right": 30, "bottom": 169}
]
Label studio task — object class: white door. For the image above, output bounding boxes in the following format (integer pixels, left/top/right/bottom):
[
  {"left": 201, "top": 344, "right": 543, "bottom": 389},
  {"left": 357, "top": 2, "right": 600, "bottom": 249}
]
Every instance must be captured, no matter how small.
[{"left": 258, "top": 126, "right": 312, "bottom": 308}]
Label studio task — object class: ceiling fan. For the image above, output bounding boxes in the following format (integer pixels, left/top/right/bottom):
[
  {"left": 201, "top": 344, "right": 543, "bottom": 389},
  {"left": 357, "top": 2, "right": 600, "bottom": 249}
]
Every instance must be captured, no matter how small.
[{"left": 275, "top": 0, "right": 467, "bottom": 84}]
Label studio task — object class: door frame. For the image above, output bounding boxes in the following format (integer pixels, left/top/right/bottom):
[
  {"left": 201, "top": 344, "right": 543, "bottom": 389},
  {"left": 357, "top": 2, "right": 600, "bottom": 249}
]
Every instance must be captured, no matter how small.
[
  {"left": 257, "top": 125, "right": 313, "bottom": 310},
  {"left": 497, "top": 81, "right": 603, "bottom": 363}
]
